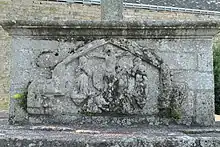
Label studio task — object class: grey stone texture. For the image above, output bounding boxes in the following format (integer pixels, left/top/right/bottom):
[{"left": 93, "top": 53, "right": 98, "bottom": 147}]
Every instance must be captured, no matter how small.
[
  {"left": 195, "top": 91, "right": 215, "bottom": 126},
  {"left": 1, "top": 20, "right": 219, "bottom": 126},
  {"left": 1, "top": 119, "right": 220, "bottom": 147},
  {"left": 101, "top": 0, "right": 123, "bottom": 21},
  {"left": 0, "top": 0, "right": 220, "bottom": 109},
  {"left": 0, "top": 26, "right": 10, "bottom": 109}
]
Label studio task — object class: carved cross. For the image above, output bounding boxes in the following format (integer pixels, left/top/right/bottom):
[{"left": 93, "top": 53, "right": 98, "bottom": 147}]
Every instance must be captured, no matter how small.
[{"left": 101, "top": 0, "right": 123, "bottom": 21}]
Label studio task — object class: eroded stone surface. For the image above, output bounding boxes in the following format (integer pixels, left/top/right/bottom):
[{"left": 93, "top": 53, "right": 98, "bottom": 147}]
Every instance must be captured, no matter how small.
[
  {"left": 1, "top": 20, "right": 218, "bottom": 126},
  {"left": 101, "top": 0, "right": 123, "bottom": 21},
  {"left": 195, "top": 91, "right": 215, "bottom": 126},
  {"left": 0, "top": 119, "right": 220, "bottom": 147},
  {"left": 26, "top": 39, "right": 187, "bottom": 125}
]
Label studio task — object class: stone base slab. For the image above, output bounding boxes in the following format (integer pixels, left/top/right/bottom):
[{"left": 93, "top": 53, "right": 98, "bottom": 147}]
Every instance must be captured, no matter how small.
[{"left": 0, "top": 119, "right": 220, "bottom": 147}]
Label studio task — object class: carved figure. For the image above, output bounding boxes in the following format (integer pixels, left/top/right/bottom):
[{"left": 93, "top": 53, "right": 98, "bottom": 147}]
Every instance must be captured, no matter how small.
[
  {"left": 77, "top": 56, "right": 90, "bottom": 95},
  {"left": 132, "top": 57, "right": 147, "bottom": 76},
  {"left": 105, "top": 44, "right": 117, "bottom": 79},
  {"left": 71, "top": 56, "right": 90, "bottom": 106},
  {"left": 133, "top": 73, "right": 148, "bottom": 109}
]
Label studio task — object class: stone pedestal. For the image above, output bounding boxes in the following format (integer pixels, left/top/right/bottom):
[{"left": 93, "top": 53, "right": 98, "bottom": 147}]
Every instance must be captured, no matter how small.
[{"left": 1, "top": 20, "right": 219, "bottom": 126}]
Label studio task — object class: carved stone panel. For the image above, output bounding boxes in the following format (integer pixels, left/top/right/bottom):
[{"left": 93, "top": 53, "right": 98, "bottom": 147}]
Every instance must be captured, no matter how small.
[{"left": 27, "top": 39, "right": 187, "bottom": 122}]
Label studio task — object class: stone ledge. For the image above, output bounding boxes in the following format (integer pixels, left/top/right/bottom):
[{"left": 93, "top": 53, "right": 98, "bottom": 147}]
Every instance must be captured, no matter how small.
[
  {"left": 0, "top": 120, "right": 220, "bottom": 147},
  {"left": 1, "top": 20, "right": 220, "bottom": 28},
  {"left": 1, "top": 20, "right": 220, "bottom": 39}
]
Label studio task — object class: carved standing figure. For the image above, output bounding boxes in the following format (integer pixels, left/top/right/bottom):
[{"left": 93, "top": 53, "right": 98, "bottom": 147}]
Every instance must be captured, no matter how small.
[
  {"left": 77, "top": 56, "right": 90, "bottom": 95},
  {"left": 130, "top": 58, "right": 149, "bottom": 109},
  {"left": 71, "top": 56, "right": 90, "bottom": 106},
  {"left": 104, "top": 44, "right": 117, "bottom": 83},
  {"left": 134, "top": 73, "right": 148, "bottom": 109}
]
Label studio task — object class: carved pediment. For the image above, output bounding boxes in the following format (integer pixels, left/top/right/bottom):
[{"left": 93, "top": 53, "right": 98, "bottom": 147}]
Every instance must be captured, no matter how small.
[{"left": 51, "top": 39, "right": 162, "bottom": 114}]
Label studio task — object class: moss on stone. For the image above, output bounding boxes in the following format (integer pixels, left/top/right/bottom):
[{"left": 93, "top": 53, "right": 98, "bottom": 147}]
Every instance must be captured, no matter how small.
[
  {"left": 81, "top": 111, "right": 96, "bottom": 116},
  {"left": 12, "top": 92, "right": 27, "bottom": 112},
  {"left": 160, "top": 107, "right": 182, "bottom": 121},
  {"left": 170, "top": 108, "right": 181, "bottom": 120},
  {"left": 0, "top": 1, "right": 9, "bottom": 5},
  {"left": 49, "top": 7, "right": 58, "bottom": 13},
  {"left": 12, "top": 82, "right": 30, "bottom": 112}
]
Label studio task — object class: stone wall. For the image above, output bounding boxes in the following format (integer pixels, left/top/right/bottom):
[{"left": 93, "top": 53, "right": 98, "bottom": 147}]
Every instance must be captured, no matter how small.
[
  {"left": 0, "top": 0, "right": 219, "bottom": 110},
  {"left": 1, "top": 0, "right": 219, "bottom": 21},
  {"left": 139, "top": 39, "right": 215, "bottom": 126}
]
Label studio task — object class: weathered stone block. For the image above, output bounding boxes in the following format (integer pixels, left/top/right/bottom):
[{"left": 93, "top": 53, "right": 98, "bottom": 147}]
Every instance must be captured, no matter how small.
[
  {"left": 1, "top": 20, "right": 219, "bottom": 126},
  {"left": 157, "top": 39, "right": 213, "bottom": 53},
  {"left": 178, "top": 90, "right": 195, "bottom": 125},
  {"left": 157, "top": 52, "right": 197, "bottom": 70},
  {"left": 172, "top": 71, "right": 214, "bottom": 90},
  {"left": 195, "top": 91, "right": 215, "bottom": 126},
  {"left": 135, "top": 39, "right": 213, "bottom": 54},
  {"left": 0, "top": 27, "right": 10, "bottom": 107},
  {"left": 198, "top": 51, "right": 213, "bottom": 72}
]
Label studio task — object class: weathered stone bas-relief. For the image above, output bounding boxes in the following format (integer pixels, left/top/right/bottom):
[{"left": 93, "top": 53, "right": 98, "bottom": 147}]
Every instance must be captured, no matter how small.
[
  {"left": 2, "top": 19, "right": 218, "bottom": 126},
  {"left": 26, "top": 39, "right": 187, "bottom": 124}
]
